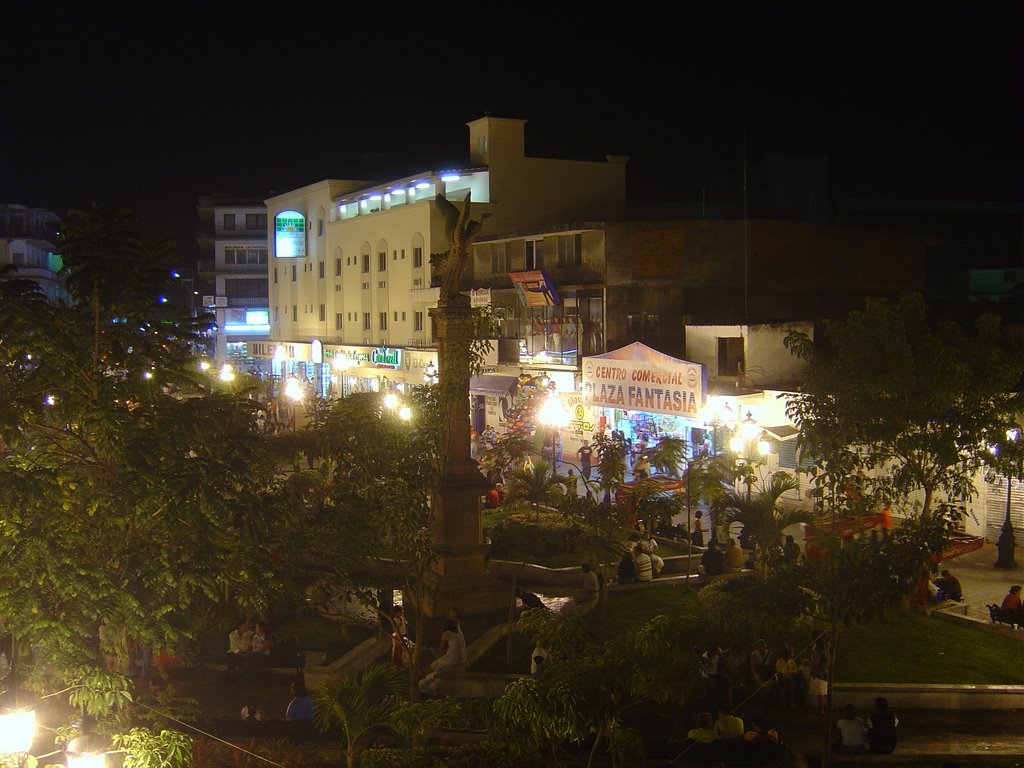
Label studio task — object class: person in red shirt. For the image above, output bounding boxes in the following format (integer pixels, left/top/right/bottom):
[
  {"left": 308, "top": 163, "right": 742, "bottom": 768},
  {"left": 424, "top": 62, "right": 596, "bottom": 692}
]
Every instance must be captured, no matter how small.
[{"left": 1001, "top": 585, "right": 1023, "bottom": 615}]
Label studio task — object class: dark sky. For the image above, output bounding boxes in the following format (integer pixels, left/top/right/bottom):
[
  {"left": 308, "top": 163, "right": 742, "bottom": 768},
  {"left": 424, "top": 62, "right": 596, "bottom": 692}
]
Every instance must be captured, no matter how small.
[{"left": 3, "top": 2, "right": 1021, "bottom": 262}]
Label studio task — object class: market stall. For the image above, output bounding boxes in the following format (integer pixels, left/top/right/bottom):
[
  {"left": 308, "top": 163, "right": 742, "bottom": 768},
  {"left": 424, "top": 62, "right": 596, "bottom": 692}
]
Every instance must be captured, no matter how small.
[{"left": 581, "top": 342, "right": 707, "bottom": 454}]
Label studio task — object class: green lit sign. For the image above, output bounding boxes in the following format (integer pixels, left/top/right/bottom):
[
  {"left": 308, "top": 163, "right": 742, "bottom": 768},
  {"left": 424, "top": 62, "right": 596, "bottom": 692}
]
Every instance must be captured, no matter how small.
[
  {"left": 275, "top": 211, "right": 306, "bottom": 257},
  {"left": 371, "top": 347, "right": 402, "bottom": 369}
]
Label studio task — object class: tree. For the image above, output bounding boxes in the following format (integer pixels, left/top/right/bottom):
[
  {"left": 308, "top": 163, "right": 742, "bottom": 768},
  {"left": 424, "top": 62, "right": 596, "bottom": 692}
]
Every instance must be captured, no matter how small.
[
  {"left": 493, "top": 610, "right": 707, "bottom": 767},
  {"left": 712, "top": 471, "right": 814, "bottom": 556},
  {"left": 281, "top": 389, "right": 443, "bottom": 696},
  {"left": 315, "top": 662, "right": 405, "bottom": 768},
  {"left": 0, "top": 206, "right": 284, "bottom": 761},
  {"left": 506, "top": 459, "right": 571, "bottom": 514},
  {"left": 785, "top": 294, "right": 1024, "bottom": 517},
  {"left": 646, "top": 435, "right": 687, "bottom": 478}
]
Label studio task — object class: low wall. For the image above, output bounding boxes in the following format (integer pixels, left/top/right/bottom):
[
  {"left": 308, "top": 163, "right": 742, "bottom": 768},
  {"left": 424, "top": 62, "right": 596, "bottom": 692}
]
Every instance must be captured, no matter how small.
[
  {"left": 304, "top": 633, "right": 391, "bottom": 691},
  {"left": 832, "top": 682, "right": 1024, "bottom": 710}
]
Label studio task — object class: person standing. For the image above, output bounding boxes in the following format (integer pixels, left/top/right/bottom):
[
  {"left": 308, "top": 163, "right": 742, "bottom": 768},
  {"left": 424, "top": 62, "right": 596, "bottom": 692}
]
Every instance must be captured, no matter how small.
[{"left": 576, "top": 440, "right": 594, "bottom": 480}]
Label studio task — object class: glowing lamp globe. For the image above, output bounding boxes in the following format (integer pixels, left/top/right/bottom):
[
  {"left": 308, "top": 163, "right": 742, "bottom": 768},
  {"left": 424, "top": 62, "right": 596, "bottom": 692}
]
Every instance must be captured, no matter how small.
[{"left": 0, "top": 709, "right": 35, "bottom": 754}]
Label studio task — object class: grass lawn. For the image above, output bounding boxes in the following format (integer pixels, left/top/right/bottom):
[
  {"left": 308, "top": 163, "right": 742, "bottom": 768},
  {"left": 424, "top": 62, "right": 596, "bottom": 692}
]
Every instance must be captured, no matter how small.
[
  {"left": 834, "top": 613, "right": 1024, "bottom": 685},
  {"left": 468, "top": 585, "right": 1022, "bottom": 685}
]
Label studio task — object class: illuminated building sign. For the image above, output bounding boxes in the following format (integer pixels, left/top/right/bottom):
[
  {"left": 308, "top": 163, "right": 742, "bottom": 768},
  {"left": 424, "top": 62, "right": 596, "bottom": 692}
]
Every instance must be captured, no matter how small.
[
  {"left": 274, "top": 211, "right": 306, "bottom": 257},
  {"left": 223, "top": 308, "right": 270, "bottom": 334},
  {"left": 371, "top": 347, "right": 402, "bottom": 369}
]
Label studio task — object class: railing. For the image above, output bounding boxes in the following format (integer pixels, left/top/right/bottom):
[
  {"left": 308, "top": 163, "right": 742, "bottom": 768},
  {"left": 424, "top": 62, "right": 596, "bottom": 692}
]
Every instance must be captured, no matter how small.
[{"left": 197, "top": 260, "right": 269, "bottom": 275}]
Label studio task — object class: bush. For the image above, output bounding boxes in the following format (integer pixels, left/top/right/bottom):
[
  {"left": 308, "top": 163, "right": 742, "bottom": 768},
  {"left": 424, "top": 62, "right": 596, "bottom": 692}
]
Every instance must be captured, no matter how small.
[
  {"left": 488, "top": 508, "right": 585, "bottom": 559},
  {"left": 697, "top": 573, "right": 811, "bottom": 644},
  {"left": 361, "top": 742, "right": 541, "bottom": 768}
]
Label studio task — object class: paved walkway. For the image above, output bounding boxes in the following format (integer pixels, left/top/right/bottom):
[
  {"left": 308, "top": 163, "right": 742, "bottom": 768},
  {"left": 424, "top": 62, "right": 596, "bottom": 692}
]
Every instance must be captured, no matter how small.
[{"left": 938, "top": 540, "right": 1024, "bottom": 610}]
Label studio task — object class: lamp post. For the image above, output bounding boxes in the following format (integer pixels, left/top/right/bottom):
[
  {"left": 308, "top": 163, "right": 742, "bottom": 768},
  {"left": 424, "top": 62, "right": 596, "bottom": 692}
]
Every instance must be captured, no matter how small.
[
  {"left": 538, "top": 386, "right": 568, "bottom": 471},
  {"left": 700, "top": 397, "right": 735, "bottom": 456},
  {"left": 0, "top": 709, "right": 35, "bottom": 766},
  {"left": 423, "top": 361, "right": 439, "bottom": 385},
  {"left": 729, "top": 410, "right": 769, "bottom": 500},
  {"left": 284, "top": 376, "right": 304, "bottom": 432},
  {"left": 995, "top": 428, "right": 1019, "bottom": 570}
]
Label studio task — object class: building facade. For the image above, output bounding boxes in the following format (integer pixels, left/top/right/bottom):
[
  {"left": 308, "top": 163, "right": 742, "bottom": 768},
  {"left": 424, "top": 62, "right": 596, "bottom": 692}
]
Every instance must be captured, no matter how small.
[
  {"left": 0, "top": 204, "right": 67, "bottom": 304},
  {"left": 197, "top": 196, "right": 272, "bottom": 368},
  {"left": 259, "top": 117, "right": 626, "bottom": 398}
]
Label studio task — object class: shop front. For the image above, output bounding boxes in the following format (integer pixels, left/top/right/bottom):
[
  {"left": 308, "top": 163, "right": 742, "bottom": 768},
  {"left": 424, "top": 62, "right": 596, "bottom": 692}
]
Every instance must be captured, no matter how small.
[{"left": 582, "top": 342, "right": 706, "bottom": 454}]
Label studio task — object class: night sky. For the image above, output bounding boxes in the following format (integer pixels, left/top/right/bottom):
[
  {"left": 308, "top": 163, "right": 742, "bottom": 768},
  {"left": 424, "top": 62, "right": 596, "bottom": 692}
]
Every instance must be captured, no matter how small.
[{"left": 2, "top": 2, "right": 1020, "bottom": 263}]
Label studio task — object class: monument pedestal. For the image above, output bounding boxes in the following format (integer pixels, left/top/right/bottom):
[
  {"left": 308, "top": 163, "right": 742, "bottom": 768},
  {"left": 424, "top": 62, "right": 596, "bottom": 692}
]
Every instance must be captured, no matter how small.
[
  {"left": 412, "top": 299, "right": 510, "bottom": 618},
  {"left": 415, "top": 457, "right": 509, "bottom": 617}
]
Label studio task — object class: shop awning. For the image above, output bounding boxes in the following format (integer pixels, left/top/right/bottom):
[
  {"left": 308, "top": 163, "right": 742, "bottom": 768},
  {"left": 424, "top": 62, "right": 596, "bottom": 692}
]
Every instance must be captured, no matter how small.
[
  {"left": 469, "top": 375, "right": 519, "bottom": 396},
  {"left": 764, "top": 424, "right": 799, "bottom": 441}
]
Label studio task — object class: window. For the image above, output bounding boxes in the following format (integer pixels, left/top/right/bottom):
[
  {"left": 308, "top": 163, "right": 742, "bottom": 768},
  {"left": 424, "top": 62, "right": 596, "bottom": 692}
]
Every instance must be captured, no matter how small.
[
  {"left": 274, "top": 307, "right": 279, "bottom": 322},
  {"left": 363, "top": 313, "right": 371, "bottom": 331},
  {"left": 401, "top": 311, "right": 406, "bottom": 321},
  {"left": 291, "top": 265, "right": 297, "bottom": 281},
  {"left": 362, "top": 253, "right": 370, "bottom": 273},
  {"left": 627, "top": 313, "right": 660, "bottom": 345},
  {"left": 224, "top": 247, "right": 268, "bottom": 265},
  {"left": 393, "top": 311, "right": 398, "bottom": 321},
  {"left": 273, "top": 267, "right": 278, "bottom": 284},
  {"left": 292, "top": 305, "right": 297, "bottom": 322},
  {"left": 717, "top": 337, "right": 745, "bottom": 377},
  {"left": 557, "top": 234, "right": 582, "bottom": 267},
  {"left": 414, "top": 311, "right": 424, "bottom": 332},
  {"left": 393, "top": 250, "right": 398, "bottom": 261},
  {"left": 334, "top": 284, "right": 341, "bottom": 292},
  {"left": 245, "top": 213, "right": 266, "bottom": 230},
  {"left": 318, "top": 262, "right": 325, "bottom": 279},
  {"left": 318, "top": 219, "right": 324, "bottom": 237},
  {"left": 379, "top": 312, "right": 388, "bottom": 331},
  {"left": 224, "top": 279, "right": 268, "bottom": 300},
  {"left": 223, "top": 213, "right": 236, "bottom": 231},
  {"left": 525, "top": 239, "right": 543, "bottom": 270},
  {"left": 490, "top": 242, "right": 507, "bottom": 273},
  {"left": 335, "top": 257, "right": 342, "bottom": 276},
  {"left": 335, "top": 313, "right": 343, "bottom": 330},
  {"left": 401, "top": 249, "right": 406, "bottom": 260},
  {"left": 413, "top": 247, "right": 423, "bottom": 268},
  {"left": 378, "top": 251, "right": 387, "bottom": 272}
]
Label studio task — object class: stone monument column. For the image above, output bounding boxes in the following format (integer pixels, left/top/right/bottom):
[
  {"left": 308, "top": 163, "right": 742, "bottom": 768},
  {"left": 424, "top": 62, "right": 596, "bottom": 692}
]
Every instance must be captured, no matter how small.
[{"left": 418, "top": 297, "right": 509, "bottom": 617}]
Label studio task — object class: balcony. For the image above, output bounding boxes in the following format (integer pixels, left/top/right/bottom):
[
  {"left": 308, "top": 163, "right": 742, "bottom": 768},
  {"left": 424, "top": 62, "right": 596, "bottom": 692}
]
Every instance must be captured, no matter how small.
[{"left": 197, "top": 260, "right": 269, "bottom": 276}]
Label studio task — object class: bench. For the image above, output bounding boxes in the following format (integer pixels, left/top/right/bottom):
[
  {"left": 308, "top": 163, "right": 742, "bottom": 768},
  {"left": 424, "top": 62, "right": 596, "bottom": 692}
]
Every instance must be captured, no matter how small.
[{"left": 987, "top": 604, "right": 1024, "bottom": 629}]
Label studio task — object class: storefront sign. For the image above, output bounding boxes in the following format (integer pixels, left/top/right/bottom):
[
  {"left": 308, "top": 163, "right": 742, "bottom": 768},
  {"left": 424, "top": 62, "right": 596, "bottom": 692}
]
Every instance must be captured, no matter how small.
[
  {"left": 582, "top": 357, "right": 704, "bottom": 417},
  {"left": 371, "top": 347, "right": 401, "bottom": 369},
  {"left": 470, "top": 288, "right": 491, "bottom": 307},
  {"left": 509, "top": 270, "right": 560, "bottom": 306}
]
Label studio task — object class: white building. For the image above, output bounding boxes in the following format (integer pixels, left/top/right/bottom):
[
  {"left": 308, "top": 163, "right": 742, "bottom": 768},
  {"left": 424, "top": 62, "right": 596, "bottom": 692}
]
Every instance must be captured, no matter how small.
[{"left": 258, "top": 117, "right": 626, "bottom": 398}]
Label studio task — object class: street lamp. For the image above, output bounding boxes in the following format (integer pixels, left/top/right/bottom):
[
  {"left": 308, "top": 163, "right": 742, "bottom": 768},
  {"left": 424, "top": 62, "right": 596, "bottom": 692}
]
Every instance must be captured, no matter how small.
[
  {"left": 0, "top": 709, "right": 35, "bottom": 756},
  {"left": 994, "top": 428, "right": 1019, "bottom": 570},
  {"left": 423, "top": 361, "right": 439, "bottom": 385},
  {"left": 538, "top": 388, "right": 568, "bottom": 470},
  {"left": 729, "top": 410, "right": 769, "bottom": 500},
  {"left": 284, "top": 376, "right": 304, "bottom": 432},
  {"left": 701, "top": 397, "right": 735, "bottom": 455}
]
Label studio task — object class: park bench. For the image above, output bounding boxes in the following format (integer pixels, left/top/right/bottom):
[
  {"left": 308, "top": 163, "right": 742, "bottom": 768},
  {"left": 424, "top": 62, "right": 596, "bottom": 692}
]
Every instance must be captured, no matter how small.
[{"left": 986, "top": 604, "right": 1024, "bottom": 629}]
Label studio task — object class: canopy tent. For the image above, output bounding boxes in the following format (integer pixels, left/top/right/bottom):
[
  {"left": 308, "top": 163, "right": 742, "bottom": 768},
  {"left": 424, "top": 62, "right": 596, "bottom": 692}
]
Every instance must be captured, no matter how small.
[{"left": 582, "top": 342, "right": 706, "bottom": 418}]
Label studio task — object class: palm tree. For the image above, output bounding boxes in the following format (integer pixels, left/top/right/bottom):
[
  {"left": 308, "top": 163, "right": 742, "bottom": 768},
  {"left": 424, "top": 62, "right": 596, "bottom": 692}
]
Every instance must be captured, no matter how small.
[
  {"left": 507, "top": 459, "right": 571, "bottom": 515},
  {"left": 647, "top": 436, "right": 687, "bottom": 478},
  {"left": 315, "top": 662, "right": 404, "bottom": 768},
  {"left": 711, "top": 471, "right": 814, "bottom": 557}
]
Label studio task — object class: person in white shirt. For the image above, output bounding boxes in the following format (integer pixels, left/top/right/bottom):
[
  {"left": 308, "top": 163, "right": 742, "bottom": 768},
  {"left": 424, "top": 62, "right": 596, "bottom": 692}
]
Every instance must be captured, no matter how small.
[{"left": 834, "top": 703, "right": 868, "bottom": 754}]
